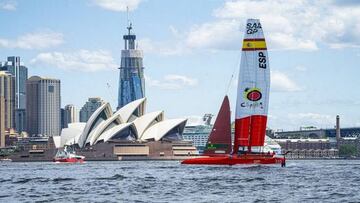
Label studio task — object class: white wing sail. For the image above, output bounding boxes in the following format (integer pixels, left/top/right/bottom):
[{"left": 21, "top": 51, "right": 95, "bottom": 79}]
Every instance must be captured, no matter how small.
[{"left": 234, "top": 19, "right": 270, "bottom": 153}]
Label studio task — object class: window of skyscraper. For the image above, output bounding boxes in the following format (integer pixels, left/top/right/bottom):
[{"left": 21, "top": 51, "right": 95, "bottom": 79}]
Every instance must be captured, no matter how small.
[{"left": 48, "top": 85, "right": 54, "bottom": 92}]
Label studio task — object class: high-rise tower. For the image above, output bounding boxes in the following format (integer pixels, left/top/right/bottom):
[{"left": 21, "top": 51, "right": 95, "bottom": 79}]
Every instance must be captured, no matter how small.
[
  {"left": 0, "top": 57, "right": 27, "bottom": 109},
  {"left": 79, "top": 97, "right": 105, "bottom": 122},
  {"left": 117, "top": 23, "right": 145, "bottom": 109},
  {"left": 0, "top": 71, "right": 15, "bottom": 147},
  {"left": 26, "top": 76, "right": 61, "bottom": 137},
  {"left": 0, "top": 56, "right": 28, "bottom": 133}
]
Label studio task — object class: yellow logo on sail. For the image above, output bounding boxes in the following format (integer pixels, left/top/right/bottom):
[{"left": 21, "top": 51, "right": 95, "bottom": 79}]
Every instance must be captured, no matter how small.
[{"left": 244, "top": 87, "right": 262, "bottom": 101}]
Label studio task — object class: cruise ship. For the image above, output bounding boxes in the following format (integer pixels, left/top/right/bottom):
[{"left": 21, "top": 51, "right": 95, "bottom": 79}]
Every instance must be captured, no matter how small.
[{"left": 182, "top": 114, "right": 215, "bottom": 153}]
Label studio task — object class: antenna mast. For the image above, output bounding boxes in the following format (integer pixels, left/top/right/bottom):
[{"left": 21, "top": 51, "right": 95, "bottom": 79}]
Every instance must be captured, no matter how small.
[{"left": 126, "top": 6, "right": 132, "bottom": 35}]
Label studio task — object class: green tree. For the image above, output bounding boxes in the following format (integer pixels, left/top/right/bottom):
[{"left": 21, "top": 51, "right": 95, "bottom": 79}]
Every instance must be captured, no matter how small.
[{"left": 339, "top": 144, "right": 358, "bottom": 157}]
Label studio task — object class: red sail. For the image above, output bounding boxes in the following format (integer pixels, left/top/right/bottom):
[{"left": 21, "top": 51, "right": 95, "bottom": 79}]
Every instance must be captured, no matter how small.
[
  {"left": 203, "top": 96, "right": 232, "bottom": 155},
  {"left": 233, "top": 115, "right": 267, "bottom": 154}
]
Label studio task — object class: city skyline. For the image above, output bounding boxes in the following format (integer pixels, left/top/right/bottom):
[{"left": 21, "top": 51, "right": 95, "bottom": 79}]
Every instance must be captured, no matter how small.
[{"left": 1, "top": 0, "right": 360, "bottom": 130}]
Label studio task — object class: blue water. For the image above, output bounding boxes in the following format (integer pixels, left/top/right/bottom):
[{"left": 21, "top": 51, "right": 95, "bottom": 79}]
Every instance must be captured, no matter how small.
[{"left": 0, "top": 160, "right": 359, "bottom": 202}]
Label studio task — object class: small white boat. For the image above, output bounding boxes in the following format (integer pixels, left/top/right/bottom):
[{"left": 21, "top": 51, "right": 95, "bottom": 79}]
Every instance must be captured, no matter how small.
[
  {"left": 53, "top": 146, "right": 85, "bottom": 163},
  {"left": 0, "top": 158, "right": 12, "bottom": 162}
]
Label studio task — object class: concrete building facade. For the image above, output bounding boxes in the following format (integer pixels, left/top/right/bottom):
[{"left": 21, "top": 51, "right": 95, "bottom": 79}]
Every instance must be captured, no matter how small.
[
  {"left": 0, "top": 96, "right": 4, "bottom": 147},
  {"left": 64, "top": 104, "right": 77, "bottom": 124},
  {"left": 0, "top": 71, "right": 15, "bottom": 130},
  {"left": 79, "top": 97, "right": 104, "bottom": 122},
  {"left": 274, "top": 139, "right": 339, "bottom": 159},
  {"left": 0, "top": 71, "right": 15, "bottom": 147},
  {"left": 15, "top": 109, "right": 26, "bottom": 133},
  {"left": 26, "top": 76, "right": 61, "bottom": 137},
  {"left": 61, "top": 104, "right": 78, "bottom": 129}
]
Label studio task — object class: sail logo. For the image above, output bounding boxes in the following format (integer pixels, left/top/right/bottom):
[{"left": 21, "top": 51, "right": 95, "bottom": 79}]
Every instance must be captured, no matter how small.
[
  {"left": 246, "top": 22, "right": 262, "bottom": 34},
  {"left": 258, "top": 52, "right": 267, "bottom": 69},
  {"left": 240, "top": 88, "right": 264, "bottom": 109},
  {"left": 244, "top": 88, "right": 262, "bottom": 101},
  {"left": 240, "top": 101, "right": 264, "bottom": 109}
]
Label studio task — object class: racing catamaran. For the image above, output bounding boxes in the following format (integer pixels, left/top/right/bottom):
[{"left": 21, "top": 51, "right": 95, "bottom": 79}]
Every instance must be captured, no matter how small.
[{"left": 182, "top": 19, "right": 285, "bottom": 166}]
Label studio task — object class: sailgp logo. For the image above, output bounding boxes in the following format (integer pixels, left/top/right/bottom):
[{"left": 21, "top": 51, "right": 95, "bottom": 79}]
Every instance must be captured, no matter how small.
[
  {"left": 246, "top": 22, "right": 262, "bottom": 34},
  {"left": 244, "top": 88, "right": 262, "bottom": 101}
]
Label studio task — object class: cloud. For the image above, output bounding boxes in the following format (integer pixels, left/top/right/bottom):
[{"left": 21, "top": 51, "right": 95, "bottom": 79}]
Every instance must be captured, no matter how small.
[
  {"left": 271, "top": 71, "right": 302, "bottom": 92},
  {"left": 0, "top": 1, "right": 17, "bottom": 11},
  {"left": 126, "top": 0, "right": 360, "bottom": 55},
  {"left": 332, "top": 0, "right": 360, "bottom": 7},
  {"left": 138, "top": 38, "right": 186, "bottom": 56},
  {"left": 185, "top": 20, "right": 242, "bottom": 50},
  {"left": 137, "top": 26, "right": 190, "bottom": 55},
  {"left": 146, "top": 74, "right": 198, "bottom": 90},
  {"left": 291, "top": 113, "right": 333, "bottom": 120},
  {"left": 231, "top": 70, "right": 301, "bottom": 92},
  {"left": 179, "top": 0, "right": 360, "bottom": 51},
  {"left": 0, "top": 31, "right": 64, "bottom": 50},
  {"left": 30, "top": 50, "right": 117, "bottom": 72},
  {"left": 92, "top": 0, "right": 142, "bottom": 12},
  {"left": 294, "top": 65, "right": 307, "bottom": 72},
  {"left": 287, "top": 112, "right": 334, "bottom": 128}
]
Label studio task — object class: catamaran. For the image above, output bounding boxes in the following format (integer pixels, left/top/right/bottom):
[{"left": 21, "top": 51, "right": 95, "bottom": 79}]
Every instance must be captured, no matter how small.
[{"left": 182, "top": 19, "right": 285, "bottom": 166}]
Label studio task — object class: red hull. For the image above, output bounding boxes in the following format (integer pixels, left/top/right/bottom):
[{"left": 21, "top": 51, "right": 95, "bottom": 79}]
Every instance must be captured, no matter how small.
[
  {"left": 181, "top": 154, "right": 285, "bottom": 166},
  {"left": 53, "top": 158, "right": 84, "bottom": 163}
]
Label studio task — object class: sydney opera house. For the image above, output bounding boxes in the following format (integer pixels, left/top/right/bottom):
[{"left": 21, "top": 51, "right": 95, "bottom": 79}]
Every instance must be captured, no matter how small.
[
  {"left": 8, "top": 24, "right": 198, "bottom": 161},
  {"left": 52, "top": 98, "right": 198, "bottom": 160}
]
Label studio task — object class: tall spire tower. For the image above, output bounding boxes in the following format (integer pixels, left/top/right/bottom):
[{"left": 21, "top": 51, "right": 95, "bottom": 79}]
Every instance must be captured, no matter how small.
[{"left": 117, "top": 19, "right": 145, "bottom": 109}]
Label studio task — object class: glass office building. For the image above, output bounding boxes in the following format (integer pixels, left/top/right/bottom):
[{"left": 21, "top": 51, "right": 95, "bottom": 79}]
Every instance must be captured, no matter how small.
[
  {"left": 0, "top": 56, "right": 28, "bottom": 132},
  {"left": 117, "top": 23, "right": 145, "bottom": 109}
]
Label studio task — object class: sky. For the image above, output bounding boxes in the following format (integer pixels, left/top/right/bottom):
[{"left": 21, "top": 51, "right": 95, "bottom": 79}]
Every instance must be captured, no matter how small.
[{"left": 1, "top": 0, "right": 360, "bottom": 131}]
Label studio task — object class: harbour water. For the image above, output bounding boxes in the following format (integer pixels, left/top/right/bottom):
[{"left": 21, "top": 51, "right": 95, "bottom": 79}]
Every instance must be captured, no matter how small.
[{"left": 1, "top": 160, "right": 359, "bottom": 202}]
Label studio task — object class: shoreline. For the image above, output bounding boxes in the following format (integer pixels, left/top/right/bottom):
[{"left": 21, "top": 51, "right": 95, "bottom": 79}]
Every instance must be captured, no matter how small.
[{"left": 3, "top": 156, "right": 360, "bottom": 163}]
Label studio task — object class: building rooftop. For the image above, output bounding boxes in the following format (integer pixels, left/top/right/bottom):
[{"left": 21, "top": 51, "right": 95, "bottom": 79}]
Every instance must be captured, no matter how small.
[
  {"left": 273, "top": 138, "right": 329, "bottom": 142},
  {"left": 0, "top": 71, "right": 11, "bottom": 76},
  {"left": 28, "top": 75, "right": 60, "bottom": 81}
]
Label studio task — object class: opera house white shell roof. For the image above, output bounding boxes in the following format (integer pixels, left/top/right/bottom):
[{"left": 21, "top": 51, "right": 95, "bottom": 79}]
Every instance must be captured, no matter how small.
[
  {"left": 141, "top": 119, "right": 187, "bottom": 141},
  {"left": 54, "top": 98, "right": 187, "bottom": 148}
]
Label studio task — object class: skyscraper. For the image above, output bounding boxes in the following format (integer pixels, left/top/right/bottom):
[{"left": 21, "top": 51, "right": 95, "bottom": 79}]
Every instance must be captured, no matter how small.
[
  {"left": 117, "top": 23, "right": 145, "bottom": 109},
  {"left": 61, "top": 108, "right": 66, "bottom": 129},
  {"left": 79, "top": 97, "right": 104, "bottom": 122},
  {"left": 26, "top": 76, "right": 61, "bottom": 137},
  {"left": 63, "top": 104, "right": 77, "bottom": 127},
  {"left": 15, "top": 109, "right": 26, "bottom": 133},
  {"left": 0, "top": 71, "right": 15, "bottom": 147},
  {"left": 0, "top": 97, "right": 4, "bottom": 147},
  {"left": 0, "top": 56, "right": 28, "bottom": 133}
]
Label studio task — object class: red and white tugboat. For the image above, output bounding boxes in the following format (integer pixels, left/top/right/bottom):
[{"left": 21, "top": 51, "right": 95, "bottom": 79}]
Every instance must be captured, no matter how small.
[{"left": 53, "top": 146, "right": 85, "bottom": 163}]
